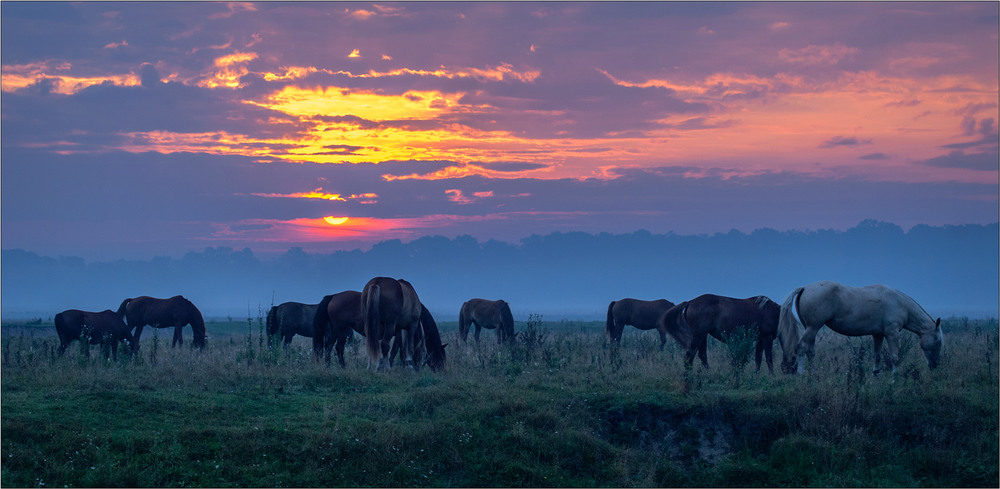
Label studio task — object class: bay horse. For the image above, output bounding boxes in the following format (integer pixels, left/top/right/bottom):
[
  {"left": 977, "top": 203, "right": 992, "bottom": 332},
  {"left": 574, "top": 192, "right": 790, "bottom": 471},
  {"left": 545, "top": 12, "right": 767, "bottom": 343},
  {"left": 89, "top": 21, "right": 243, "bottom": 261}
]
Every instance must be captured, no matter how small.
[
  {"left": 458, "top": 299, "right": 515, "bottom": 344},
  {"left": 356, "top": 277, "right": 423, "bottom": 371},
  {"left": 658, "top": 294, "right": 781, "bottom": 373},
  {"left": 778, "top": 281, "right": 943, "bottom": 375},
  {"left": 55, "top": 309, "right": 136, "bottom": 360},
  {"left": 606, "top": 298, "right": 676, "bottom": 349},
  {"left": 267, "top": 301, "right": 321, "bottom": 347},
  {"left": 117, "top": 295, "right": 207, "bottom": 348}
]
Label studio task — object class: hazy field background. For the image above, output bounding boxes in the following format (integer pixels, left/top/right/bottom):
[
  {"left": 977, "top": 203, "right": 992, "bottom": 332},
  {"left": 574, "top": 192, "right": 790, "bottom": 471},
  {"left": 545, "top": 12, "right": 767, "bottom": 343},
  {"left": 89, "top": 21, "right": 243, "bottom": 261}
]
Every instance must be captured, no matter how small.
[{"left": 2, "top": 316, "right": 997, "bottom": 487}]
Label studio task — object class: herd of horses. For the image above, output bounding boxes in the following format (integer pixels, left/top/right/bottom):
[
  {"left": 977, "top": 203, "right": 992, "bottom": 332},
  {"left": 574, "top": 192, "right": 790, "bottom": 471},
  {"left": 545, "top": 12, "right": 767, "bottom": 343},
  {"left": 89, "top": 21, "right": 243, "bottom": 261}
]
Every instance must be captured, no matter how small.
[{"left": 53, "top": 279, "right": 945, "bottom": 375}]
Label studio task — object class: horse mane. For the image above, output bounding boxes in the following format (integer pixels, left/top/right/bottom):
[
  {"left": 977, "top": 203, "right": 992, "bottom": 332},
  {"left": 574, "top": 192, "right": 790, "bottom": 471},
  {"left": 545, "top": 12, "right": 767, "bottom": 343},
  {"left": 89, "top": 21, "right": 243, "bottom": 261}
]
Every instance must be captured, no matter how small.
[
  {"left": 185, "top": 299, "right": 207, "bottom": 347},
  {"left": 499, "top": 300, "right": 514, "bottom": 334}
]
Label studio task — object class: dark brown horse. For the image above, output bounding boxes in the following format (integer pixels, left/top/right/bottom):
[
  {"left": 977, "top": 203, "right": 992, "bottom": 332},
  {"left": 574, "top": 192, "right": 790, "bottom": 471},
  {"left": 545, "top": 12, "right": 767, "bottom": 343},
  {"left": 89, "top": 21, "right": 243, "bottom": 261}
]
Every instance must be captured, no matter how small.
[
  {"left": 312, "top": 290, "right": 365, "bottom": 366},
  {"left": 55, "top": 309, "right": 135, "bottom": 360},
  {"left": 605, "top": 298, "right": 676, "bottom": 349},
  {"left": 314, "top": 288, "right": 446, "bottom": 371},
  {"left": 117, "top": 295, "right": 207, "bottom": 348},
  {"left": 659, "top": 294, "right": 781, "bottom": 373},
  {"left": 458, "top": 299, "right": 515, "bottom": 344},
  {"left": 267, "top": 301, "right": 321, "bottom": 347}
]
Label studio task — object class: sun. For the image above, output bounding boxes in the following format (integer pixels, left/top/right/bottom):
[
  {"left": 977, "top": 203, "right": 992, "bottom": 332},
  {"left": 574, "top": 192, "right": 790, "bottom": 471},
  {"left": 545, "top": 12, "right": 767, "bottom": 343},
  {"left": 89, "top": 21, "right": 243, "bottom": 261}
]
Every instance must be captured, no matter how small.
[{"left": 323, "top": 216, "right": 349, "bottom": 225}]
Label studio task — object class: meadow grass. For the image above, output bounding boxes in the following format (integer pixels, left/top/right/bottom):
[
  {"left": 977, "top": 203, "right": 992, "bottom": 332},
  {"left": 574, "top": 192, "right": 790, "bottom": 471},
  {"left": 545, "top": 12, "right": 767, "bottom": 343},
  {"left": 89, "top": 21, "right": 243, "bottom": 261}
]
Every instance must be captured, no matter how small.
[{"left": 1, "top": 316, "right": 997, "bottom": 487}]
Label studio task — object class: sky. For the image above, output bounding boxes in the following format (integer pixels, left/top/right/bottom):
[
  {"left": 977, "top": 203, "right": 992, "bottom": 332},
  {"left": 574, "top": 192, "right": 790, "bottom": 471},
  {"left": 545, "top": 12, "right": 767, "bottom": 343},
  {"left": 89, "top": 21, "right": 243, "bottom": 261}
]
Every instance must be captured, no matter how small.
[{"left": 2, "top": 1, "right": 998, "bottom": 260}]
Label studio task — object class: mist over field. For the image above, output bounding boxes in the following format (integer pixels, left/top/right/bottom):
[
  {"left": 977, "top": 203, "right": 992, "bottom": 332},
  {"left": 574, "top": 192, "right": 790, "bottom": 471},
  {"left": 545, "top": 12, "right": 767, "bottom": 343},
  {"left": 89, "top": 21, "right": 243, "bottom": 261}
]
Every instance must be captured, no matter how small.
[{"left": 2, "top": 220, "right": 997, "bottom": 321}]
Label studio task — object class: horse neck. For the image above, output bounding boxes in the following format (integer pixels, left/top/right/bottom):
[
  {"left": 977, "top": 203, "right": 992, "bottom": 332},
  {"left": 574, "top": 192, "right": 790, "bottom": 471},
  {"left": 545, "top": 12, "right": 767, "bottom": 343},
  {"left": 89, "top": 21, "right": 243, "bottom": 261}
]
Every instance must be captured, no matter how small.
[{"left": 896, "top": 290, "right": 937, "bottom": 336}]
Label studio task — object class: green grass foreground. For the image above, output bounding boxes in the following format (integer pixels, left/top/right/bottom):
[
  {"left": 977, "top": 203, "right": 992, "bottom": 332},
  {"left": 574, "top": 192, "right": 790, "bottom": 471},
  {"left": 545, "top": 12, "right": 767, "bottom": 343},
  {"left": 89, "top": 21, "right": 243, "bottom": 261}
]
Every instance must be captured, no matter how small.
[{"left": 2, "top": 317, "right": 997, "bottom": 487}]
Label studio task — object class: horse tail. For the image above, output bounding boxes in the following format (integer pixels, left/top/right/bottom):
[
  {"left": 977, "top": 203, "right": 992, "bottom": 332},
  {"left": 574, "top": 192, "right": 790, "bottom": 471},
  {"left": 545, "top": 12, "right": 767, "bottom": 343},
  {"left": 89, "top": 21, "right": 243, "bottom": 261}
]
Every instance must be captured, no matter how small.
[
  {"left": 312, "top": 295, "right": 333, "bottom": 356},
  {"left": 117, "top": 298, "right": 132, "bottom": 325},
  {"left": 364, "top": 283, "right": 382, "bottom": 362},
  {"left": 499, "top": 301, "right": 515, "bottom": 342},
  {"left": 458, "top": 301, "right": 470, "bottom": 342},
  {"left": 605, "top": 301, "right": 616, "bottom": 338},
  {"left": 777, "top": 287, "right": 804, "bottom": 371},
  {"left": 659, "top": 302, "right": 691, "bottom": 348}
]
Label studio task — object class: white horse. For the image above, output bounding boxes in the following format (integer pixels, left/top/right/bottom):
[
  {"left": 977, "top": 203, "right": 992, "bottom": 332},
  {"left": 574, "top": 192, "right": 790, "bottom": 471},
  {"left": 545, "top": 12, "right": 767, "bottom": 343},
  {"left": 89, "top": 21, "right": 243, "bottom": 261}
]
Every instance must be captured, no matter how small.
[{"left": 778, "top": 281, "right": 943, "bottom": 374}]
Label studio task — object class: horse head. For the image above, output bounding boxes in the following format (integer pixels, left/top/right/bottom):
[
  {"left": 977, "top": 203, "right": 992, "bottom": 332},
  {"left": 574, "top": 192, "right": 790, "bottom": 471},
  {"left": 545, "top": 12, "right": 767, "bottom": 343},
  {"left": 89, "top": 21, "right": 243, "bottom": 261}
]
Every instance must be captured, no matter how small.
[
  {"left": 919, "top": 318, "right": 943, "bottom": 369},
  {"left": 424, "top": 343, "right": 447, "bottom": 372}
]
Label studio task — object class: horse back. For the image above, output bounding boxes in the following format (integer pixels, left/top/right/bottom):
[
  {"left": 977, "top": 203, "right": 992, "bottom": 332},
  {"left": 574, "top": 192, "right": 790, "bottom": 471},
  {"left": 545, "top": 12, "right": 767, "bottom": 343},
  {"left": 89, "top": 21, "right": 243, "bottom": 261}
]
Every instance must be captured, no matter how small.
[
  {"left": 616, "top": 298, "right": 674, "bottom": 329},
  {"left": 800, "top": 281, "right": 896, "bottom": 335}
]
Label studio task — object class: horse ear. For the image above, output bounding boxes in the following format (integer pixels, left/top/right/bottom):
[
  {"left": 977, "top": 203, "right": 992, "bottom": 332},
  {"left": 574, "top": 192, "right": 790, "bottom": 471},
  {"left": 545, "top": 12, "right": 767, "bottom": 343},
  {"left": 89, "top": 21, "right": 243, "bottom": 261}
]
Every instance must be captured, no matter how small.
[{"left": 442, "top": 343, "right": 448, "bottom": 349}]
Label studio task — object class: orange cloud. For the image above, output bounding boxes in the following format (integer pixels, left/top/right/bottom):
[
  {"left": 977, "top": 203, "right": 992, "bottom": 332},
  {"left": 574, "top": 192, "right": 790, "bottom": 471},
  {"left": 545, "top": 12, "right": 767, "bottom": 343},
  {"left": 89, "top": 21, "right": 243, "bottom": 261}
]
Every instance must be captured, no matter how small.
[
  {"left": 200, "top": 51, "right": 258, "bottom": 88},
  {"left": 1, "top": 61, "right": 140, "bottom": 94},
  {"left": 249, "top": 189, "right": 379, "bottom": 203}
]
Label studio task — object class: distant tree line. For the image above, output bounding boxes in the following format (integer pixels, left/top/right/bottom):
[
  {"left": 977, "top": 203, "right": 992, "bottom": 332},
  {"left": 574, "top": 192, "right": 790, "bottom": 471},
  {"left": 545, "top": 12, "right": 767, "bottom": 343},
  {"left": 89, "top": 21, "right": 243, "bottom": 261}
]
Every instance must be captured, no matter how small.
[{"left": 2, "top": 220, "right": 997, "bottom": 319}]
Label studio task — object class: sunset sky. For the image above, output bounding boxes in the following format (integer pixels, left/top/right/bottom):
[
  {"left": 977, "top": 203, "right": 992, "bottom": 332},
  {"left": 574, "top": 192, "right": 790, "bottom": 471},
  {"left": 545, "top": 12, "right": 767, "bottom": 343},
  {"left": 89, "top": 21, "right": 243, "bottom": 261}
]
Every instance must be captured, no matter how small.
[{"left": 2, "top": 1, "right": 997, "bottom": 260}]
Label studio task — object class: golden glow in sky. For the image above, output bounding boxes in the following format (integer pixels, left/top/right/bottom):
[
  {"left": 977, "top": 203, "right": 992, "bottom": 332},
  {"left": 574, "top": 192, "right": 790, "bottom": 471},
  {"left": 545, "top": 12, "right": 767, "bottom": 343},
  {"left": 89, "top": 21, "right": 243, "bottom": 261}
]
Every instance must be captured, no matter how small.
[{"left": 1, "top": 2, "right": 996, "bottom": 254}]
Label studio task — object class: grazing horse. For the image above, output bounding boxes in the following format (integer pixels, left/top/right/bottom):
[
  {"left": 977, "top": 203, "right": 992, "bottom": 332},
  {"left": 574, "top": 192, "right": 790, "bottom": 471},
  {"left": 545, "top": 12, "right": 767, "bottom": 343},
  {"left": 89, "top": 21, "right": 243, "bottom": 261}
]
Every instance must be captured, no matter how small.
[
  {"left": 778, "top": 281, "right": 943, "bottom": 375},
  {"left": 606, "top": 298, "right": 676, "bottom": 349},
  {"left": 361, "top": 277, "right": 423, "bottom": 371},
  {"left": 658, "top": 294, "right": 781, "bottom": 373},
  {"left": 458, "top": 299, "right": 515, "bottom": 344},
  {"left": 313, "top": 287, "right": 445, "bottom": 371},
  {"left": 55, "top": 309, "right": 135, "bottom": 360},
  {"left": 267, "top": 301, "right": 321, "bottom": 347},
  {"left": 117, "top": 295, "right": 207, "bottom": 348}
]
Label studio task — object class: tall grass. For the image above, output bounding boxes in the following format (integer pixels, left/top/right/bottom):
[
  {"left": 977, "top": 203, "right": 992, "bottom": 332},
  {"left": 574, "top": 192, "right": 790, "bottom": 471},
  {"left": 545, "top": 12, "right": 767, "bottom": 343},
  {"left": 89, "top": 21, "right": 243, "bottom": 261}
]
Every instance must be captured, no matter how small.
[{"left": 1, "top": 316, "right": 997, "bottom": 487}]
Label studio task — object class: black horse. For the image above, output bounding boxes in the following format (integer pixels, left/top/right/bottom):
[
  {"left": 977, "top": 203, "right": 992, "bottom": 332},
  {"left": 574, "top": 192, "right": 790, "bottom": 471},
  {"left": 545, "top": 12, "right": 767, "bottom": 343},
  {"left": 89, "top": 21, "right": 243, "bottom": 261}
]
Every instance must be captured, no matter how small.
[
  {"left": 606, "top": 298, "right": 676, "bottom": 349},
  {"left": 117, "top": 295, "right": 207, "bottom": 348},
  {"left": 267, "top": 301, "right": 322, "bottom": 347},
  {"left": 659, "top": 294, "right": 780, "bottom": 373},
  {"left": 55, "top": 309, "right": 135, "bottom": 360}
]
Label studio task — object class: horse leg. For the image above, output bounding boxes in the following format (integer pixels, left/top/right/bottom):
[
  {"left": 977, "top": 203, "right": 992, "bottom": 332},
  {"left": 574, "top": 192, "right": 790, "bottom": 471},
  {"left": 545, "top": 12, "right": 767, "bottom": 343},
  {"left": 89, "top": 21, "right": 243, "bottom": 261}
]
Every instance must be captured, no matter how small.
[
  {"left": 885, "top": 332, "right": 901, "bottom": 375},
  {"left": 796, "top": 325, "right": 822, "bottom": 373},
  {"left": 172, "top": 326, "right": 183, "bottom": 347},
  {"left": 335, "top": 335, "right": 347, "bottom": 368},
  {"left": 755, "top": 338, "right": 764, "bottom": 373},
  {"left": 698, "top": 337, "right": 709, "bottom": 368},
  {"left": 376, "top": 325, "right": 394, "bottom": 372},
  {"left": 872, "top": 334, "right": 885, "bottom": 375},
  {"left": 474, "top": 323, "right": 482, "bottom": 344},
  {"left": 283, "top": 333, "right": 294, "bottom": 349},
  {"left": 763, "top": 335, "right": 775, "bottom": 374},
  {"left": 401, "top": 326, "right": 416, "bottom": 370},
  {"left": 133, "top": 325, "right": 145, "bottom": 349},
  {"left": 658, "top": 329, "right": 667, "bottom": 351}
]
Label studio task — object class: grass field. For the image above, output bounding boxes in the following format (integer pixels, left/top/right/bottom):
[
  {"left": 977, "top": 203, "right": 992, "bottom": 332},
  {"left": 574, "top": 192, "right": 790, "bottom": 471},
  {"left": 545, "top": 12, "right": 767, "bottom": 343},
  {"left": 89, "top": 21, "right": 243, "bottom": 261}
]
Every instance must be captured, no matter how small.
[{"left": 1, "top": 315, "right": 997, "bottom": 487}]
